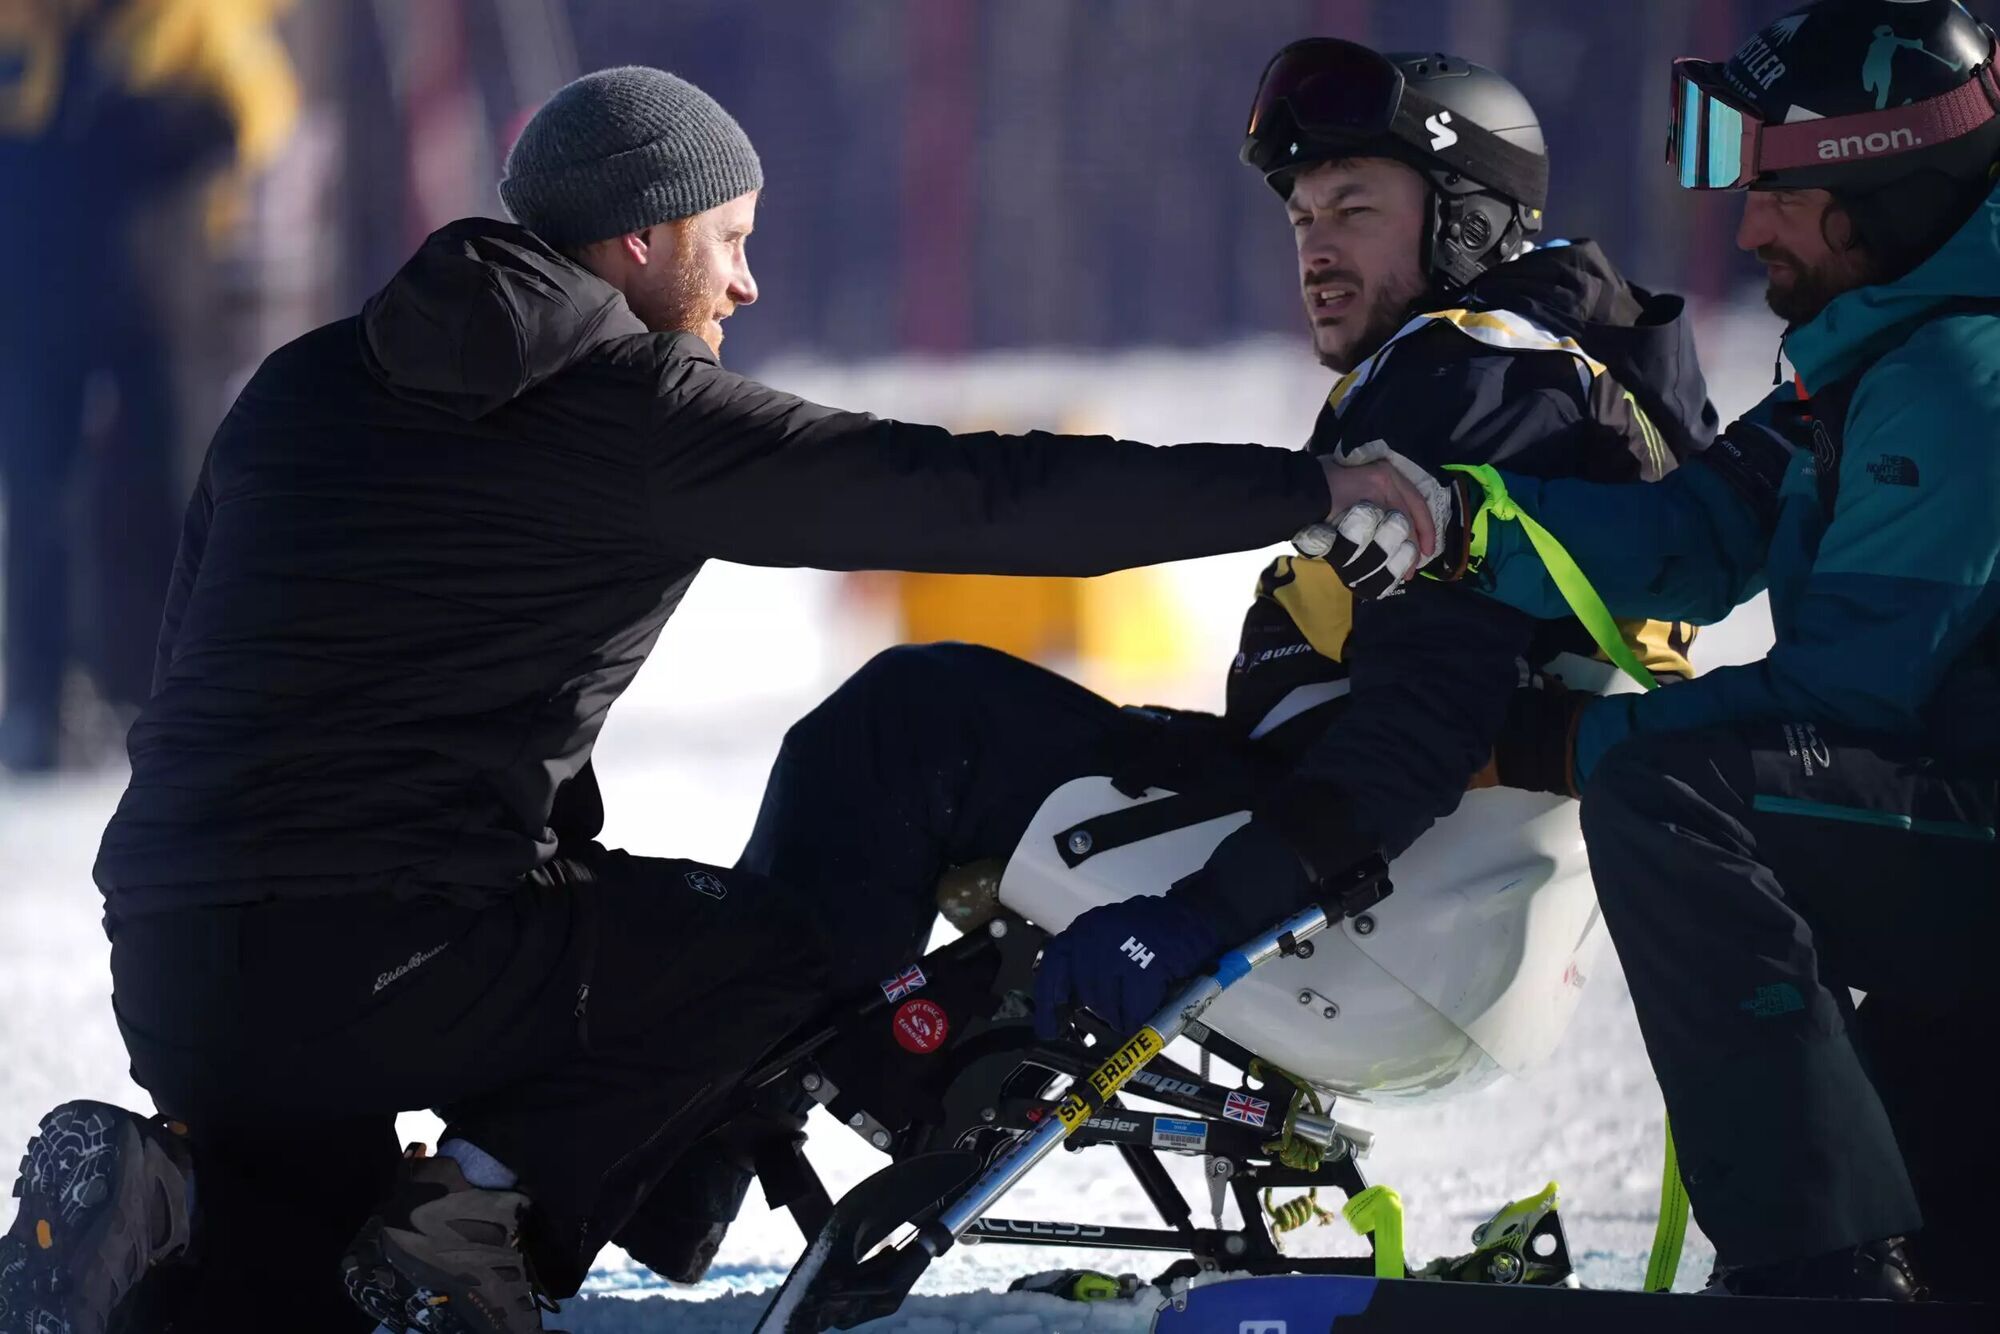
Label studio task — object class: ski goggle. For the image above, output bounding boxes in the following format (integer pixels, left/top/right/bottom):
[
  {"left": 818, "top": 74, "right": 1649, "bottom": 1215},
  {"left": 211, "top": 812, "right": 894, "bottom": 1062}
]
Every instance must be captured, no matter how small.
[
  {"left": 1242, "top": 38, "right": 1406, "bottom": 174},
  {"left": 1668, "top": 55, "right": 2000, "bottom": 189}
]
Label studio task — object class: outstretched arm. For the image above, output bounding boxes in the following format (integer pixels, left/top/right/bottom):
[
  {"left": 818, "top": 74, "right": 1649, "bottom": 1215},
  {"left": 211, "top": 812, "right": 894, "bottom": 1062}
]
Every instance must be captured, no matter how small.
[{"left": 642, "top": 350, "right": 1438, "bottom": 577}]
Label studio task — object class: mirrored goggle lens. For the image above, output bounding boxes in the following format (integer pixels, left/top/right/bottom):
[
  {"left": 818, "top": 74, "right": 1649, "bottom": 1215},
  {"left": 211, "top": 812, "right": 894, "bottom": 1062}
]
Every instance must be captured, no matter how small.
[
  {"left": 1670, "top": 66, "right": 1752, "bottom": 189},
  {"left": 1247, "top": 39, "right": 1402, "bottom": 141}
]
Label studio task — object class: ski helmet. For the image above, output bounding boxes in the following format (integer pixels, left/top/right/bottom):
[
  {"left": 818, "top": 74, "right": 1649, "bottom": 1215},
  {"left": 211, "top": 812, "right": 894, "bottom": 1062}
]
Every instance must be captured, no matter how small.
[
  {"left": 1241, "top": 39, "right": 1548, "bottom": 291},
  {"left": 1669, "top": 0, "right": 2000, "bottom": 274}
]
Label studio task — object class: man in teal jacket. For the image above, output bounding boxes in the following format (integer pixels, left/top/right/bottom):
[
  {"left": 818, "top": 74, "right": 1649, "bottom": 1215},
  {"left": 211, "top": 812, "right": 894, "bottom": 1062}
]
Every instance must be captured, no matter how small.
[{"left": 1317, "top": 0, "right": 2000, "bottom": 1302}]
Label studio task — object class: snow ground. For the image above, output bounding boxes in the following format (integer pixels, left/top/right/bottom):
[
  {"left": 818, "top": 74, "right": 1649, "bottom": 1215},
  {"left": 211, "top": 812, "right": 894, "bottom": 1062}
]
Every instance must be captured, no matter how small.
[{"left": 0, "top": 329, "right": 1789, "bottom": 1327}]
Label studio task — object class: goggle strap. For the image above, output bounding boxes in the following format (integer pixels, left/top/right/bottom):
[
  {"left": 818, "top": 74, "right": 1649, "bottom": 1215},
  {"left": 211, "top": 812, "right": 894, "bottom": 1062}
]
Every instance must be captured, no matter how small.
[
  {"left": 1390, "top": 84, "right": 1549, "bottom": 210},
  {"left": 1758, "top": 61, "right": 2000, "bottom": 173}
]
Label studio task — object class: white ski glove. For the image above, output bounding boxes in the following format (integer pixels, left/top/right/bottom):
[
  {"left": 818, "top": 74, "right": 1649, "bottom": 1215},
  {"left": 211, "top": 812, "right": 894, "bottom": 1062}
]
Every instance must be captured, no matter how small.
[{"left": 1293, "top": 440, "right": 1464, "bottom": 601}]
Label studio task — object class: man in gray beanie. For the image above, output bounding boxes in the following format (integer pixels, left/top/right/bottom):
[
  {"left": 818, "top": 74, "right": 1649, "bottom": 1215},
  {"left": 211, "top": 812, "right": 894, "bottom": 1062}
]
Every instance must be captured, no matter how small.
[
  {"left": 498, "top": 66, "right": 766, "bottom": 355},
  {"left": 2, "top": 65, "right": 1435, "bottom": 1332}
]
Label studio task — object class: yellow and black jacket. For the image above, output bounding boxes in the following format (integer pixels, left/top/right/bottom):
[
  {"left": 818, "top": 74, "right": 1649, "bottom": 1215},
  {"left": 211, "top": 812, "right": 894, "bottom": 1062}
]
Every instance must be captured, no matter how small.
[
  {"left": 1, "top": 0, "right": 295, "bottom": 282},
  {"left": 1225, "top": 241, "right": 1714, "bottom": 864}
]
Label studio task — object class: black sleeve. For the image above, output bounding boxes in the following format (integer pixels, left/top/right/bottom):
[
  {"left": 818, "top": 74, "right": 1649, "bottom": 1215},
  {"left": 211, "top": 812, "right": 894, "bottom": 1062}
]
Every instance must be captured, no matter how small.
[
  {"left": 152, "top": 449, "right": 216, "bottom": 696},
  {"left": 642, "top": 355, "right": 1331, "bottom": 576},
  {"left": 1292, "top": 587, "right": 1535, "bottom": 856}
]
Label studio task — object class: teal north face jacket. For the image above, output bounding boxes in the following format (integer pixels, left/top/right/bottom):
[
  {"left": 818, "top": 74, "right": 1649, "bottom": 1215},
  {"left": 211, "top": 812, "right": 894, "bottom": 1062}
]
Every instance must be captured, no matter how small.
[{"left": 1471, "top": 179, "right": 2000, "bottom": 778}]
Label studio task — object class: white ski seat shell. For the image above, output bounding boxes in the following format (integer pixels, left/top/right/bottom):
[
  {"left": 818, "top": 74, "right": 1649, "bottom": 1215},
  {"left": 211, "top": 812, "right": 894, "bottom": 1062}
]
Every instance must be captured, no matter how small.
[{"left": 998, "top": 665, "right": 1637, "bottom": 1103}]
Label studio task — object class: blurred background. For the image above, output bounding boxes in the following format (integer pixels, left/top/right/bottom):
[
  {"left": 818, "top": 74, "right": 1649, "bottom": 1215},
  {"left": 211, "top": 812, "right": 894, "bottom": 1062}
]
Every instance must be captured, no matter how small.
[
  {"left": 10, "top": 1, "right": 1990, "bottom": 1306},
  {"left": 0, "top": 0, "right": 1906, "bottom": 776}
]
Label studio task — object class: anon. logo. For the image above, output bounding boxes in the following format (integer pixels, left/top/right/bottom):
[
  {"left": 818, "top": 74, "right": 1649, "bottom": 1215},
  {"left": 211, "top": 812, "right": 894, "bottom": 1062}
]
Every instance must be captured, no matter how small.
[{"left": 1818, "top": 126, "right": 1921, "bottom": 159}]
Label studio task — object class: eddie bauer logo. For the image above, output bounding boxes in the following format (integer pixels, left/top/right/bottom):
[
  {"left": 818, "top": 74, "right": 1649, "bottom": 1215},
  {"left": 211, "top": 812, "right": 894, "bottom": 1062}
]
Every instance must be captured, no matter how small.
[{"left": 374, "top": 942, "right": 450, "bottom": 994}]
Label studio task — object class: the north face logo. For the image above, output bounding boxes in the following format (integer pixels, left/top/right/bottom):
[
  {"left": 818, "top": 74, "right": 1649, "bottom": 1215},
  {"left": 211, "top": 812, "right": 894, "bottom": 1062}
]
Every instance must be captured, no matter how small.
[
  {"left": 1866, "top": 454, "right": 1919, "bottom": 486},
  {"left": 1740, "top": 982, "right": 1807, "bottom": 1018}
]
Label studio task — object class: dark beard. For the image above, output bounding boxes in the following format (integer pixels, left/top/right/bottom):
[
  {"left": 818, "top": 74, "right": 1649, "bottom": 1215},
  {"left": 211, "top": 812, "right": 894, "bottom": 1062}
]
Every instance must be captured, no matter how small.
[
  {"left": 1316, "top": 282, "right": 1424, "bottom": 373},
  {"left": 1759, "top": 245, "right": 1873, "bottom": 327},
  {"left": 1763, "top": 266, "right": 1848, "bottom": 326}
]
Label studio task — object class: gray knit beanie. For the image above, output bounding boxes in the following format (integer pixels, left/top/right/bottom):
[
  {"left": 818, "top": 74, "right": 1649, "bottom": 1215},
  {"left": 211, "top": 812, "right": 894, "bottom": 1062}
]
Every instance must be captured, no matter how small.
[{"left": 499, "top": 66, "right": 763, "bottom": 249}]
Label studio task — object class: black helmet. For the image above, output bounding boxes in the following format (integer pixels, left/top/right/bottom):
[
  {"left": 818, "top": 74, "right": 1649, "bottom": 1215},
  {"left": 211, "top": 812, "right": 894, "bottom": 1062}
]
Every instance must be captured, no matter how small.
[
  {"left": 1241, "top": 39, "right": 1548, "bottom": 291},
  {"left": 1671, "top": 0, "right": 2000, "bottom": 274}
]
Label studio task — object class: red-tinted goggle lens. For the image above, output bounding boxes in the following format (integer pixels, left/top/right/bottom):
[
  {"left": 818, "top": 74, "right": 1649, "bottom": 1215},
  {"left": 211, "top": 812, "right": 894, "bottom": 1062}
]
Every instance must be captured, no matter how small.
[{"left": 1246, "top": 38, "right": 1405, "bottom": 146}]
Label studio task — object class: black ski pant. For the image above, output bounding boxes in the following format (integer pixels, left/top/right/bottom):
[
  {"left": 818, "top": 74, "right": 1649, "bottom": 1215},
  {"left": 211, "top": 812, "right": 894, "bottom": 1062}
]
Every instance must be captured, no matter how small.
[
  {"left": 1581, "top": 722, "right": 2000, "bottom": 1290},
  {"left": 739, "top": 641, "right": 1260, "bottom": 993},
  {"left": 108, "top": 848, "right": 831, "bottom": 1327}
]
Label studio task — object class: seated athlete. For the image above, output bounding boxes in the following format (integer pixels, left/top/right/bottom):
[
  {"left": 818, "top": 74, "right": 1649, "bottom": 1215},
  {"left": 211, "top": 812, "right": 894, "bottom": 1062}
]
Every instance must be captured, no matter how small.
[{"left": 694, "top": 38, "right": 1716, "bottom": 1275}]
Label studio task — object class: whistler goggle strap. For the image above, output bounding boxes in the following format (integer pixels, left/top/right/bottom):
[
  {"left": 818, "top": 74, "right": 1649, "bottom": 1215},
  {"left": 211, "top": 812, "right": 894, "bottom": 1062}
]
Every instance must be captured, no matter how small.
[
  {"left": 1668, "top": 55, "right": 2000, "bottom": 189},
  {"left": 1444, "top": 463, "right": 1659, "bottom": 692}
]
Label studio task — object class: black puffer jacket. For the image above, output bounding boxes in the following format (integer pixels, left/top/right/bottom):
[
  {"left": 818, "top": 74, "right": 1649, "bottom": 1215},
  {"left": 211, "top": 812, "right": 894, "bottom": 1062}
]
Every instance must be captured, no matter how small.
[{"left": 96, "top": 219, "right": 1329, "bottom": 915}]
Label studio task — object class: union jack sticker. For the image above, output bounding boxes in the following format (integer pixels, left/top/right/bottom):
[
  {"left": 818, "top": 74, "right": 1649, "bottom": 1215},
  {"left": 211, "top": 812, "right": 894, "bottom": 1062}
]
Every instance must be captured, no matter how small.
[
  {"left": 1222, "top": 1091, "right": 1270, "bottom": 1128},
  {"left": 880, "top": 964, "right": 928, "bottom": 1002}
]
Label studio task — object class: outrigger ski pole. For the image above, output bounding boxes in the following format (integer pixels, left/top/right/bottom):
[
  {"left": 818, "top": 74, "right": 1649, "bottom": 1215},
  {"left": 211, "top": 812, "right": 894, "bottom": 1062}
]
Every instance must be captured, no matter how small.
[{"left": 754, "top": 893, "right": 1359, "bottom": 1334}]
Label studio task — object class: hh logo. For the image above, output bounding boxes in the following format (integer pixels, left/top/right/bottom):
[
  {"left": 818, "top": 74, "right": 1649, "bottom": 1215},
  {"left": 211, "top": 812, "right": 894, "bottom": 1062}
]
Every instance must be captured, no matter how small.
[
  {"left": 1121, "top": 936, "right": 1156, "bottom": 970},
  {"left": 1424, "top": 110, "right": 1458, "bottom": 150}
]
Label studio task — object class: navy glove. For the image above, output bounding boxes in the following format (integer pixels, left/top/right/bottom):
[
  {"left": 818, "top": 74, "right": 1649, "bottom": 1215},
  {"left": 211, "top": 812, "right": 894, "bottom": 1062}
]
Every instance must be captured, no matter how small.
[
  {"left": 1033, "top": 895, "right": 1222, "bottom": 1040},
  {"left": 1490, "top": 676, "right": 1595, "bottom": 798}
]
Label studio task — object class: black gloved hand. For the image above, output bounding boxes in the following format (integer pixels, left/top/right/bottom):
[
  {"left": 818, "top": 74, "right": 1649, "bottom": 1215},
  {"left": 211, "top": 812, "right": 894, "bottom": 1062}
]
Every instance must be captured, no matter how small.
[{"left": 1489, "top": 676, "right": 1594, "bottom": 798}]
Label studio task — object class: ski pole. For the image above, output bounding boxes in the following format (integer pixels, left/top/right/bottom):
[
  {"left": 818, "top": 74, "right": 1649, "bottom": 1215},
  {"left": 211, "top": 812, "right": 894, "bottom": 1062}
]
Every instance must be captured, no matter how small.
[{"left": 918, "top": 904, "right": 1332, "bottom": 1252}]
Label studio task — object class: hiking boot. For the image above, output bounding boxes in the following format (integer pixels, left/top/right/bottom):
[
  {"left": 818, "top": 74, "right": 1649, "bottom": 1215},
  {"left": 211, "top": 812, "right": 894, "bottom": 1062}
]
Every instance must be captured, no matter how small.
[
  {"left": 0, "top": 1101, "right": 195, "bottom": 1334},
  {"left": 1705, "top": 1236, "right": 1922, "bottom": 1300},
  {"left": 340, "top": 1155, "right": 559, "bottom": 1333}
]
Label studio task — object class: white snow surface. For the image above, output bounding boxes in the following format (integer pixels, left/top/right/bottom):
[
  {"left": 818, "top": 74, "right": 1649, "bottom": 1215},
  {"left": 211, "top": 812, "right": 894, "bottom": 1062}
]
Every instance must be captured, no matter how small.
[{"left": 0, "top": 328, "right": 1790, "bottom": 1328}]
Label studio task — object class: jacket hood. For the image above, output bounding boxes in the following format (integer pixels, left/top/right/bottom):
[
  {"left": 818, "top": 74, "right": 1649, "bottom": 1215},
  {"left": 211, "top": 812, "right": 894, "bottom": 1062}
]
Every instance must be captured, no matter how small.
[
  {"left": 361, "top": 218, "right": 650, "bottom": 420},
  {"left": 1788, "top": 177, "right": 2000, "bottom": 390},
  {"left": 1464, "top": 239, "right": 1720, "bottom": 458}
]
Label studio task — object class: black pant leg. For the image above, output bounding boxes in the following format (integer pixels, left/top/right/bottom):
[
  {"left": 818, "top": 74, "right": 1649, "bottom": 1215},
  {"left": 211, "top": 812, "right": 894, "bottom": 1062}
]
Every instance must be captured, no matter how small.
[
  {"left": 438, "top": 852, "right": 834, "bottom": 1296},
  {"left": 124, "top": 1116, "right": 400, "bottom": 1334},
  {"left": 1581, "top": 723, "right": 1998, "bottom": 1271},
  {"left": 738, "top": 642, "right": 1149, "bottom": 990},
  {"left": 1850, "top": 993, "right": 1994, "bottom": 1302}
]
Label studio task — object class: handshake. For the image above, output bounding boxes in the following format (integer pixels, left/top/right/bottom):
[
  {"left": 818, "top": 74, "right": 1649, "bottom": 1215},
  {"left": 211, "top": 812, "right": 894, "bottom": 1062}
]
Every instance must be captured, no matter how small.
[
  {"left": 1310, "top": 444, "right": 1591, "bottom": 799},
  {"left": 1307, "top": 442, "right": 1473, "bottom": 600}
]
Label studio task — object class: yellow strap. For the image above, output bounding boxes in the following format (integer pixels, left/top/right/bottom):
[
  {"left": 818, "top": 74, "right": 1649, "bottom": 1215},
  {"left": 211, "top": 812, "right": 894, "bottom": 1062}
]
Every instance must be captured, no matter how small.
[
  {"left": 1342, "top": 1185, "right": 1406, "bottom": 1279},
  {"left": 1445, "top": 464, "right": 1659, "bottom": 692},
  {"left": 1645, "top": 1119, "right": 1692, "bottom": 1292}
]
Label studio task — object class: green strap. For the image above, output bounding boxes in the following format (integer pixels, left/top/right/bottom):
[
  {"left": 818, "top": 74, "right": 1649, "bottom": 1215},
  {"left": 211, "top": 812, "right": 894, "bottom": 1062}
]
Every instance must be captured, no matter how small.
[
  {"left": 1342, "top": 1185, "right": 1407, "bottom": 1279},
  {"left": 1444, "top": 464, "right": 1659, "bottom": 692},
  {"left": 1444, "top": 464, "right": 1691, "bottom": 1286},
  {"left": 1646, "top": 1120, "right": 1691, "bottom": 1291}
]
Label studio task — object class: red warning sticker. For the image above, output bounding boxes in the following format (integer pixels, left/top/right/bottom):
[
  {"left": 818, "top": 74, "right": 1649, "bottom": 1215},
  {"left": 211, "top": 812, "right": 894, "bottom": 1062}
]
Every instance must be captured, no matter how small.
[{"left": 892, "top": 998, "right": 949, "bottom": 1054}]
